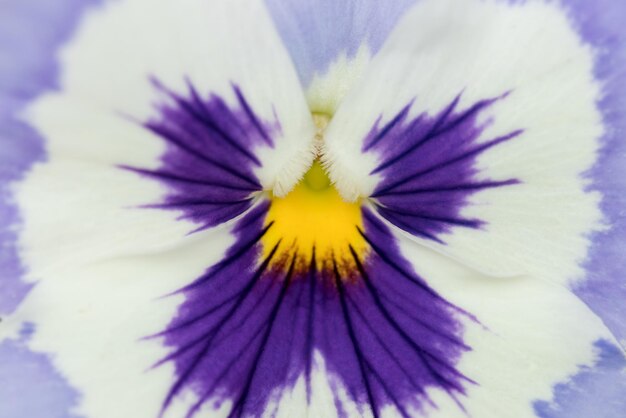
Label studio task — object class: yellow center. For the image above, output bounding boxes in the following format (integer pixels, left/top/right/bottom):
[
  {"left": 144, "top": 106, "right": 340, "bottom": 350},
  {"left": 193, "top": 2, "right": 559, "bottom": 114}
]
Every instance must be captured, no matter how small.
[{"left": 263, "top": 161, "right": 368, "bottom": 277}]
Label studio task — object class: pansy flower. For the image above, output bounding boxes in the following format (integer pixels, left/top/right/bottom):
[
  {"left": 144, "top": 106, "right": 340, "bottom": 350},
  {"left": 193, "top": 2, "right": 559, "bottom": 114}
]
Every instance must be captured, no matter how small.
[{"left": 1, "top": 0, "right": 626, "bottom": 417}]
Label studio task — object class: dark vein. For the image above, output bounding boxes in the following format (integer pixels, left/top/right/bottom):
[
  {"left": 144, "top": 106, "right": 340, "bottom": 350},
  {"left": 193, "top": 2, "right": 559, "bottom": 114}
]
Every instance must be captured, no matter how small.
[
  {"left": 233, "top": 84, "right": 273, "bottom": 146},
  {"left": 183, "top": 316, "right": 269, "bottom": 418},
  {"left": 346, "top": 294, "right": 431, "bottom": 401},
  {"left": 356, "top": 226, "right": 444, "bottom": 301},
  {"left": 371, "top": 93, "right": 461, "bottom": 174},
  {"left": 332, "top": 257, "right": 380, "bottom": 418},
  {"left": 227, "top": 254, "right": 298, "bottom": 418},
  {"left": 305, "top": 247, "right": 317, "bottom": 404},
  {"left": 363, "top": 359, "right": 412, "bottom": 418},
  {"left": 213, "top": 275, "right": 277, "bottom": 347},
  {"left": 377, "top": 290, "right": 470, "bottom": 350},
  {"left": 349, "top": 246, "right": 474, "bottom": 392},
  {"left": 177, "top": 222, "right": 274, "bottom": 293},
  {"left": 363, "top": 101, "right": 413, "bottom": 152},
  {"left": 374, "top": 179, "right": 519, "bottom": 197},
  {"left": 374, "top": 210, "right": 447, "bottom": 244},
  {"left": 146, "top": 198, "right": 253, "bottom": 209},
  {"left": 159, "top": 240, "right": 282, "bottom": 412},
  {"left": 120, "top": 166, "right": 258, "bottom": 192},
  {"left": 145, "top": 122, "right": 261, "bottom": 188},
  {"left": 167, "top": 82, "right": 262, "bottom": 166},
  {"left": 374, "top": 129, "right": 523, "bottom": 196},
  {"left": 377, "top": 206, "right": 482, "bottom": 229}
]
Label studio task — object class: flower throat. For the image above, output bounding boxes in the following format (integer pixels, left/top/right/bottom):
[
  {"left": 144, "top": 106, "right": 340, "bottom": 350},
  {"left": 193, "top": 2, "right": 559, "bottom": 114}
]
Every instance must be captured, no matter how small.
[{"left": 263, "top": 159, "right": 368, "bottom": 278}]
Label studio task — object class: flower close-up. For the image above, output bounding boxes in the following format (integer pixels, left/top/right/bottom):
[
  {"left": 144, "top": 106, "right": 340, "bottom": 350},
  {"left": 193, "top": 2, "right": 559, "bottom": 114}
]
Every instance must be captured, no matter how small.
[{"left": 1, "top": 0, "right": 626, "bottom": 417}]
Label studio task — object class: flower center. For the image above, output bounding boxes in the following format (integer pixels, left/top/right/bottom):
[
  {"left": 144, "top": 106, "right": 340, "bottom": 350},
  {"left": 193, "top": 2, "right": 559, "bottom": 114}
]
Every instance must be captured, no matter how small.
[{"left": 262, "top": 160, "right": 368, "bottom": 277}]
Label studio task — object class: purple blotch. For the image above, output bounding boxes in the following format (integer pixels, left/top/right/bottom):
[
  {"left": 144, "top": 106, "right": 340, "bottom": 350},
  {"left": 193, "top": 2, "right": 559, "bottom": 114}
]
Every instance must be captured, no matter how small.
[
  {"left": 367, "top": 92, "right": 521, "bottom": 243},
  {"left": 140, "top": 86, "right": 484, "bottom": 417},
  {"left": 154, "top": 204, "right": 473, "bottom": 418},
  {"left": 125, "top": 81, "right": 279, "bottom": 233}
]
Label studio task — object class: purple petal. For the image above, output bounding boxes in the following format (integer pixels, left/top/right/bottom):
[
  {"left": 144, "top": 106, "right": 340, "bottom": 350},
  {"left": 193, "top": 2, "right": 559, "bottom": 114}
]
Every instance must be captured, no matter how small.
[{"left": 264, "top": 0, "right": 417, "bottom": 85}]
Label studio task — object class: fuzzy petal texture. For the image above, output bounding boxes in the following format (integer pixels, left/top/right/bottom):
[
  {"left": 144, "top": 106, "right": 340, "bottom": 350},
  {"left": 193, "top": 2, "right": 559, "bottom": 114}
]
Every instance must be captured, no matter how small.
[
  {"left": 323, "top": 0, "right": 604, "bottom": 286},
  {"left": 1, "top": 0, "right": 625, "bottom": 418},
  {"left": 3, "top": 0, "right": 315, "bottom": 417},
  {"left": 264, "top": 0, "right": 418, "bottom": 114}
]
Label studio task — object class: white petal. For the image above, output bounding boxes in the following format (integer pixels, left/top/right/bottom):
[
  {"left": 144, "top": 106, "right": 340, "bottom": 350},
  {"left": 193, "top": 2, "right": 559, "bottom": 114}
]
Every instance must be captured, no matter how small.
[
  {"left": 322, "top": 0, "right": 604, "bottom": 287},
  {"left": 11, "top": 221, "right": 236, "bottom": 418},
  {"left": 394, "top": 230, "right": 620, "bottom": 418},
  {"left": 11, "top": 0, "right": 314, "bottom": 416},
  {"left": 16, "top": 0, "right": 316, "bottom": 277}
]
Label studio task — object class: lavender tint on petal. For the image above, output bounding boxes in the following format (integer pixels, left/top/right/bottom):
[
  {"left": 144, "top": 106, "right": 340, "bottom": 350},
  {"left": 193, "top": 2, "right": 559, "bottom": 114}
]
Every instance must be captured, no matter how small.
[
  {"left": 156, "top": 204, "right": 472, "bottom": 418},
  {"left": 534, "top": 339, "right": 626, "bottom": 418},
  {"left": 559, "top": 0, "right": 626, "bottom": 346},
  {"left": 367, "top": 93, "right": 521, "bottom": 242},
  {"left": 263, "top": 0, "right": 417, "bottom": 84},
  {"left": 0, "top": 0, "right": 99, "bottom": 314},
  {"left": 0, "top": 324, "right": 83, "bottom": 418},
  {"left": 1, "top": 1, "right": 97, "bottom": 415},
  {"left": 126, "top": 81, "right": 278, "bottom": 232}
]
